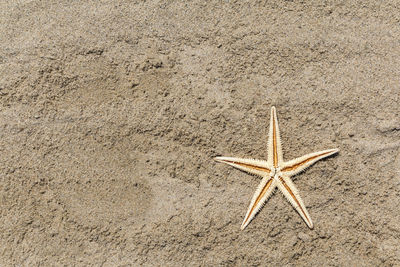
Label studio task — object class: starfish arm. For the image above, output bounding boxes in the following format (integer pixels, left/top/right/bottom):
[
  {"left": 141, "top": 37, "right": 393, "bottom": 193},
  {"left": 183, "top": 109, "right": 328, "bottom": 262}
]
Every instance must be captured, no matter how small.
[
  {"left": 214, "top": 156, "right": 271, "bottom": 177},
  {"left": 277, "top": 175, "right": 313, "bottom": 229},
  {"left": 241, "top": 177, "right": 276, "bottom": 230},
  {"left": 281, "top": 148, "right": 339, "bottom": 177},
  {"left": 267, "top": 106, "right": 283, "bottom": 168}
]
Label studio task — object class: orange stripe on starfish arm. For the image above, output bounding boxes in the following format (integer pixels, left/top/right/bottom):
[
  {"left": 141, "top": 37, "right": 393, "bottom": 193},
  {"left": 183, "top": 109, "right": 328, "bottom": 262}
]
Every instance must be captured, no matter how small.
[
  {"left": 242, "top": 177, "right": 274, "bottom": 227},
  {"left": 221, "top": 160, "right": 271, "bottom": 173},
  {"left": 273, "top": 109, "right": 278, "bottom": 168},
  {"left": 279, "top": 176, "right": 313, "bottom": 228},
  {"left": 281, "top": 149, "right": 337, "bottom": 172},
  {"left": 214, "top": 157, "right": 271, "bottom": 174}
]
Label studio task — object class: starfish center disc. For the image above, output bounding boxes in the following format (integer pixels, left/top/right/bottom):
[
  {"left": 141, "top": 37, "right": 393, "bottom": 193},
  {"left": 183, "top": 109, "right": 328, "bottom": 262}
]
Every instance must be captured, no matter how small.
[{"left": 271, "top": 167, "right": 280, "bottom": 177}]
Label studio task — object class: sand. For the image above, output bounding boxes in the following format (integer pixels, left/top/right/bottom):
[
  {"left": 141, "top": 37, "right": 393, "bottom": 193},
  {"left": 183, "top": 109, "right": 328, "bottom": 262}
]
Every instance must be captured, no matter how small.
[{"left": 1, "top": 1, "right": 400, "bottom": 266}]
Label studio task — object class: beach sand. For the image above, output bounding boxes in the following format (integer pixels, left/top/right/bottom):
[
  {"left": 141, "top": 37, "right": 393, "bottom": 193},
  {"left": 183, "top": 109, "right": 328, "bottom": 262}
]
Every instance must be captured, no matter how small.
[{"left": 1, "top": 1, "right": 399, "bottom": 266}]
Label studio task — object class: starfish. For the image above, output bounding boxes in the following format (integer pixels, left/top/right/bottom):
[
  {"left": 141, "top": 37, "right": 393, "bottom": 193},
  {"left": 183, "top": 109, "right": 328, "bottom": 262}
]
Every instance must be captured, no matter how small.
[{"left": 215, "top": 107, "right": 338, "bottom": 230}]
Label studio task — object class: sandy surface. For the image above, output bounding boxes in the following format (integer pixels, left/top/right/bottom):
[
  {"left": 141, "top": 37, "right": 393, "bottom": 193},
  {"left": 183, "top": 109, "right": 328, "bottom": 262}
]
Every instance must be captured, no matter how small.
[{"left": 1, "top": 1, "right": 400, "bottom": 266}]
